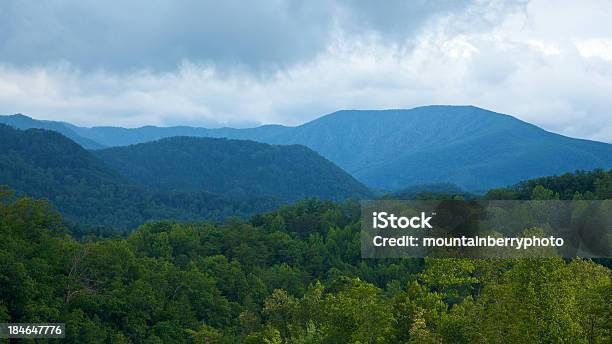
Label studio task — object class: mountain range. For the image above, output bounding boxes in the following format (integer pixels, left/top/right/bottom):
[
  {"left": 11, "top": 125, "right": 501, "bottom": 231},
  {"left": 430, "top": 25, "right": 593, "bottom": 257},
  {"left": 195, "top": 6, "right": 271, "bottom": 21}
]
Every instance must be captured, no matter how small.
[
  {"left": 2, "top": 105, "right": 611, "bottom": 191},
  {"left": 0, "top": 124, "right": 367, "bottom": 230}
]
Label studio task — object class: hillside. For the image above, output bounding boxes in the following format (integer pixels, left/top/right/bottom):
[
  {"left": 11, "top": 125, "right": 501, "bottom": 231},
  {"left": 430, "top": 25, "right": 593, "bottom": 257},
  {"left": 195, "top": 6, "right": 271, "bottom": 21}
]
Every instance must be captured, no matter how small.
[
  {"left": 1, "top": 170, "right": 610, "bottom": 342},
  {"left": 0, "top": 124, "right": 277, "bottom": 231},
  {"left": 250, "top": 106, "right": 612, "bottom": 191},
  {"left": 93, "top": 136, "right": 371, "bottom": 201},
  {"left": 0, "top": 113, "right": 104, "bottom": 149},
  {"left": 3, "top": 106, "right": 611, "bottom": 191}
]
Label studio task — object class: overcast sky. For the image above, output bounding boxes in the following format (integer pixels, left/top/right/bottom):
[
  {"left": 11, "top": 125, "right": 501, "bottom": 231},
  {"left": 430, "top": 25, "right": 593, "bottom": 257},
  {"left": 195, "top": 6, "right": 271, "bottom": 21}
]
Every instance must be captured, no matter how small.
[{"left": 1, "top": 0, "right": 611, "bottom": 141}]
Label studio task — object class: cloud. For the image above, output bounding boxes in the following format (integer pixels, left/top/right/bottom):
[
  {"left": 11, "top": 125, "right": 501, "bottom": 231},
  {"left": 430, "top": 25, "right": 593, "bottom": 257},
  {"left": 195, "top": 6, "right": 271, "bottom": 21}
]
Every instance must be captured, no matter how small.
[
  {"left": 0, "top": 0, "right": 611, "bottom": 142},
  {"left": 575, "top": 38, "right": 612, "bottom": 62},
  {"left": 0, "top": 0, "right": 466, "bottom": 72}
]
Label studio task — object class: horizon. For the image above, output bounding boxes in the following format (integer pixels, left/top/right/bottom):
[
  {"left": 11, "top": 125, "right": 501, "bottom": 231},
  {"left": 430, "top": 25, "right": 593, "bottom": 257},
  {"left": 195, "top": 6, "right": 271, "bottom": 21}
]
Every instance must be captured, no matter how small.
[{"left": 4, "top": 105, "right": 612, "bottom": 144}]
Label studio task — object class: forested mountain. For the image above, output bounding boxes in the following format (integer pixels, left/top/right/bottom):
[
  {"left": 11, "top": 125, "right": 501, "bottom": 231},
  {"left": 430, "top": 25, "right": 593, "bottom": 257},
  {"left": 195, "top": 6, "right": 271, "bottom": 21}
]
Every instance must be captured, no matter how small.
[
  {"left": 247, "top": 106, "right": 612, "bottom": 191},
  {"left": 94, "top": 137, "right": 370, "bottom": 202},
  {"left": 0, "top": 125, "right": 278, "bottom": 230},
  {"left": 0, "top": 125, "right": 370, "bottom": 230},
  {"left": 3, "top": 106, "right": 611, "bottom": 191},
  {"left": 0, "top": 113, "right": 104, "bottom": 149},
  {"left": 1, "top": 170, "right": 610, "bottom": 343},
  {"left": 0, "top": 113, "right": 278, "bottom": 147}
]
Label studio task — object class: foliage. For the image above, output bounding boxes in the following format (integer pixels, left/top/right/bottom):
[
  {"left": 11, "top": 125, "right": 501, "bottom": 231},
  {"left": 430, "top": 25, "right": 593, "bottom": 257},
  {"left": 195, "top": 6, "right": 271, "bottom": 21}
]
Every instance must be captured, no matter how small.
[
  {"left": 1, "top": 166, "right": 611, "bottom": 342},
  {"left": 94, "top": 136, "right": 371, "bottom": 202},
  {"left": 486, "top": 169, "right": 611, "bottom": 200}
]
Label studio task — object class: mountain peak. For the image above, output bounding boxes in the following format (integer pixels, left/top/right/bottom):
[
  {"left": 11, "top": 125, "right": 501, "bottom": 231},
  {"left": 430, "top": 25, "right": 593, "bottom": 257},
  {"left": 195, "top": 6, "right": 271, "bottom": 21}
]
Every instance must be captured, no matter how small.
[
  {"left": 310, "top": 105, "right": 512, "bottom": 123},
  {"left": 0, "top": 113, "right": 105, "bottom": 149},
  {"left": 4, "top": 113, "right": 34, "bottom": 121}
]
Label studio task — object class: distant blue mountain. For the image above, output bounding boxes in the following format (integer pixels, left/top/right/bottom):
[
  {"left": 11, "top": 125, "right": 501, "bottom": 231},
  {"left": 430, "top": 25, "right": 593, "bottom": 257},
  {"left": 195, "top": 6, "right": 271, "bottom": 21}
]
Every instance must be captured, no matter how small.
[
  {"left": 0, "top": 113, "right": 105, "bottom": 149},
  {"left": 2, "top": 106, "right": 610, "bottom": 191},
  {"left": 246, "top": 106, "right": 612, "bottom": 191}
]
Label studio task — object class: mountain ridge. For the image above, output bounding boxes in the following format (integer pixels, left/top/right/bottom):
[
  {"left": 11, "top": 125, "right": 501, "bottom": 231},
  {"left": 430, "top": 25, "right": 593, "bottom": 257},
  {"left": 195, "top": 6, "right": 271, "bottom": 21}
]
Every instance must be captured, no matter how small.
[
  {"left": 2, "top": 105, "right": 610, "bottom": 191},
  {"left": 93, "top": 135, "right": 371, "bottom": 202},
  {"left": 0, "top": 113, "right": 106, "bottom": 149},
  {"left": 0, "top": 124, "right": 368, "bottom": 230}
]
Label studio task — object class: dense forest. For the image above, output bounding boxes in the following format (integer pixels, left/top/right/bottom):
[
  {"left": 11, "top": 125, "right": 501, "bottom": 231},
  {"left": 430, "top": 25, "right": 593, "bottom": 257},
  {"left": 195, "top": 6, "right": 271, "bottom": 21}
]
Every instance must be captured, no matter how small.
[
  {"left": 1, "top": 170, "right": 610, "bottom": 343},
  {"left": 93, "top": 136, "right": 370, "bottom": 201},
  {"left": 0, "top": 125, "right": 368, "bottom": 232},
  {"left": 485, "top": 169, "right": 612, "bottom": 200}
]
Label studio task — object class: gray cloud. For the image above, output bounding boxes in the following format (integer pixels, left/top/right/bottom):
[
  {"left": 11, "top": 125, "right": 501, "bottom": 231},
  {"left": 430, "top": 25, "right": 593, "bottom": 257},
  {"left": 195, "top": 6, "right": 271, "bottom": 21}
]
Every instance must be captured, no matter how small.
[{"left": 0, "top": 0, "right": 468, "bottom": 72}]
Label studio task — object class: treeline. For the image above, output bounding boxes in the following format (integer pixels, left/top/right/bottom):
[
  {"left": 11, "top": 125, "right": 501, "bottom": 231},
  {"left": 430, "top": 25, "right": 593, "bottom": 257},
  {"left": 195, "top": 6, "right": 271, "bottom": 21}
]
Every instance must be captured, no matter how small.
[
  {"left": 485, "top": 168, "right": 611, "bottom": 200},
  {"left": 1, "top": 170, "right": 611, "bottom": 343}
]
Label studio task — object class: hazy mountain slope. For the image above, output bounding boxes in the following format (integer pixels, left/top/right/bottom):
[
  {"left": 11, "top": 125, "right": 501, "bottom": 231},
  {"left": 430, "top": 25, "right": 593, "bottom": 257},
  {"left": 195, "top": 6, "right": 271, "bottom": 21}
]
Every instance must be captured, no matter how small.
[
  {"left": 70, "top": 106, "right": 612, "bottom": 191},
  {"left": 69, "top": 123, "right": 289, "bottom": 147},
  {"left": 93, "top": 136, "right": 371, "bottom": 201},
  {"left": 244, "top": 106, "right": 612, "bottom": 190},
  {"left": 5, "top": 106, "right": 611, "bottom": 191},
  {"left": 0, "top": 124, "right": 278, "bottom": 230},
  {"left": 0, "top": 114, "right": 105, "bottom": 149},
  {"left": 70, "top": 125, "right": 215, "bottom": 147}
]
